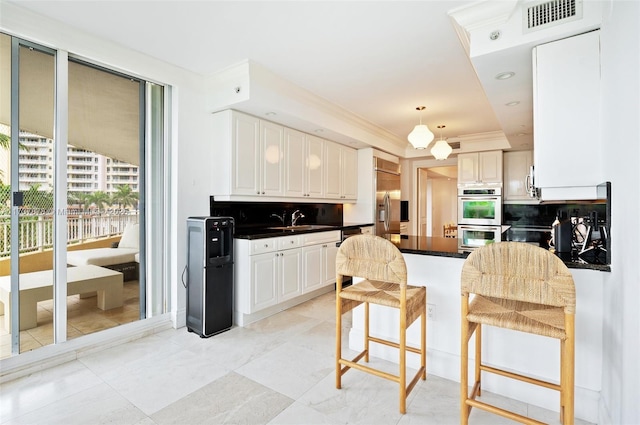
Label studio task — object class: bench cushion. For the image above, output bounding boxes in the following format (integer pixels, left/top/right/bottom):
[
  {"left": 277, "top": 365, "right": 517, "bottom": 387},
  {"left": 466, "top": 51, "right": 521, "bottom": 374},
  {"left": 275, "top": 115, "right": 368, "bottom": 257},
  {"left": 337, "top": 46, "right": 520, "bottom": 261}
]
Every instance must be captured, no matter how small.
[{"left": 67, "top": 247, "right": 138, "bottom": 267}]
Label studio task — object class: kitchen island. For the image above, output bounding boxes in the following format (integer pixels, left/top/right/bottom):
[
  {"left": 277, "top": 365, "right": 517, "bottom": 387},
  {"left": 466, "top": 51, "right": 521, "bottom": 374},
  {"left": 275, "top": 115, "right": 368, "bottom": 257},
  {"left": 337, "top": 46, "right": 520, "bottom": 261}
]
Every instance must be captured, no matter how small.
[{"left": 347, "top": 235, "right": 605, "bottom": 423}]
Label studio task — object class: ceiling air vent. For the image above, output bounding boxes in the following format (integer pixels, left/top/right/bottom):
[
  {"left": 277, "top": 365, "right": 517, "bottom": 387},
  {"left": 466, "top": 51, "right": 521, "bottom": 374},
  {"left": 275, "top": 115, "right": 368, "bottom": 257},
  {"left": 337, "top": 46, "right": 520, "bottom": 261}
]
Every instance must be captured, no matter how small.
[
  {"left": 523, "top": 0, "right": 583, "bottom": 33},
  {"left": 448, "top": 141, "right": 461, "bottom": 150}
]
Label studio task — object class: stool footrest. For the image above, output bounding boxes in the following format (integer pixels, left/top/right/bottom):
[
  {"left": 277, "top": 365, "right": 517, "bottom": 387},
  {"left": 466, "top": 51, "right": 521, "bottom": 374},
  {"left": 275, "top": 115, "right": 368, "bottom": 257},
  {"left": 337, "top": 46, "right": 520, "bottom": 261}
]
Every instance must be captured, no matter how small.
[{"left": 466, "top": 398, "right": 546, "bottom": 425}]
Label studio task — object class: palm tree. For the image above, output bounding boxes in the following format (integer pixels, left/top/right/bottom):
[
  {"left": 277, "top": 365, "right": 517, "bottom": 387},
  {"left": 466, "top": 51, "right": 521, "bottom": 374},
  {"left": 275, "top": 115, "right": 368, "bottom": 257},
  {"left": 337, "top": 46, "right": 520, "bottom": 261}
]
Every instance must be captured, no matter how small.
[
  {"left": 89, "top": 191, "right": 111, "bottom": 211},
  {"left": 111, "top": 184, "right": 138, "bottom": 210}
]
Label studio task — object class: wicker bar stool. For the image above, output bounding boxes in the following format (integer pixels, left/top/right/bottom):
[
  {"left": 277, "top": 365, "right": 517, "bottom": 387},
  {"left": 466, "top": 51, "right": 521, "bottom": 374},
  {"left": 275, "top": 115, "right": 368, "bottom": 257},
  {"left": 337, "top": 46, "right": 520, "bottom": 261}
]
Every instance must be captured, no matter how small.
[
  {"left": 335, "top": 234, "right": 427, "bottom": 414},
  {"left": 460, "top": 242, "right": 576, "bottom": 425}
]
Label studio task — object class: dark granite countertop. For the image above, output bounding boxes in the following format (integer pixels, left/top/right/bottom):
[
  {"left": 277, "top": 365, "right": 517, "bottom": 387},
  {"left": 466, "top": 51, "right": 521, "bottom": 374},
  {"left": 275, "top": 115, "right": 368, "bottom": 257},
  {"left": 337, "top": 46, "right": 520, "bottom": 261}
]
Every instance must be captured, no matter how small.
[
  {"left": 387, "top": 235, "right": 610, "bottom": 272},
  {"left": 235, "top": 228, "right": 609, "bottom": 272},
  {"left": 234, "top": 222, "right": 374, "bottom": 240}
]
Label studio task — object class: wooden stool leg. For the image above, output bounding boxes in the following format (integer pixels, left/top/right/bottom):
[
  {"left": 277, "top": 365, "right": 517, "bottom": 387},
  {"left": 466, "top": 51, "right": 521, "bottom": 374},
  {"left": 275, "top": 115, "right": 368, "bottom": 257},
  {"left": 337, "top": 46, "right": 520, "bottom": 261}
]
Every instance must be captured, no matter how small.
[
  {"left": 563, "top": 314, "right": 575, "bottom": 425},
  {"left": 476, "top": 325, "right": 482, "bottom": 397},
  {"left": 399, "top": 310, "right": 407, "bottom": 414},
  {"left": 421, "top": 305, "right": 427, "bottom": 380},
  {"left": 461, "top": 294, "right": 470, "bottom": 425},
  {"left": 336, "top": 294, "right": 342, "bottom": 389},
  {"left": 364, "top": 302, "right": 370, "bottom": 362}
]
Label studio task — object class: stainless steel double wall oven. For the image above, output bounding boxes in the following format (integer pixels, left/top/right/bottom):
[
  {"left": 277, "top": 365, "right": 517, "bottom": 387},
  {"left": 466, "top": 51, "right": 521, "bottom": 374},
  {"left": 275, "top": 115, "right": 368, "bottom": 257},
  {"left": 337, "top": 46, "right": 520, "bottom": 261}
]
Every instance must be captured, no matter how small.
[{"left": 457, "top": 184, "right": 502, "bottom": 251}]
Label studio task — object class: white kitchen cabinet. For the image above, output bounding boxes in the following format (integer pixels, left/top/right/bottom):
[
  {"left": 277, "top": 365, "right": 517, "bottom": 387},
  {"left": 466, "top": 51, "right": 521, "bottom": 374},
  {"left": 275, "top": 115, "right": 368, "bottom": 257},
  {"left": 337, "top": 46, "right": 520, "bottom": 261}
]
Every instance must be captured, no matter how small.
[
  {"left": 243, "top": 236, "right": 302, "bottom": 313},
  {"left": 212, "top": 109, "right": 355, "bottom": 202},
  {"left": 324, "top": 141, "right": 358, "bottom": 200},
  {"left": 234, "top": 230, "right": 339, "bottom": 326},
  {"left": 457, "top": 151, "right": 503, "bottom": 185},
  {"left": 259, "top": 120, "right": 285, "bottom": 196},
  {"left": 533, "top": 30, "right": 601, "bottom": 199},
  {"left": 277, "top": 247, "right": 302, "bottom": 302},
  {"left": 284, "top": 130, "right": 324, "bottom": 198},
  {"left": 249, "top": 251, "right": 279, "bottom": 312},
  {"left": 503, "top": 150, "right": 534, "bottom": 201},
  {"left": 230, "top": 111, "right": 261, "bottom": 196},
  {"left": 305, "top": 134, "right": 325, "bottom": 198},
  {"left": 284, "top": 128, "right": 306, "bottom": 197},
  {"left": 301, "top": 230, "right": 341, "bottom": 293},
  {"left": 216, "top": 110, "right": 284, "bottom": 197}
]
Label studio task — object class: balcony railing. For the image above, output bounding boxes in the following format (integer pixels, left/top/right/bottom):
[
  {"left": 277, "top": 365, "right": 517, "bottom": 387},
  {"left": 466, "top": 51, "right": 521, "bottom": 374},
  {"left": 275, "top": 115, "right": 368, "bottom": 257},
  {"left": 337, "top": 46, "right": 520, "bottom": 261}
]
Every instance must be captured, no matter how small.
[{"left": 0, "top": 212, "right": 139, "bottom": 257}]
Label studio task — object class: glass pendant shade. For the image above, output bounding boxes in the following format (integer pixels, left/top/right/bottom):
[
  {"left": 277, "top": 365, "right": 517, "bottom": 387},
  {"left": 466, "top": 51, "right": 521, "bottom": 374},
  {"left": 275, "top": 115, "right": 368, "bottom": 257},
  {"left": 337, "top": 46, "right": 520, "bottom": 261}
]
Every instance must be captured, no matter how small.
[
  {"left": 431, "top": 139, "right": 452, "bottom": 160},
  {"left": 408, "top": 124, "right": 434, "bottom": 149}
]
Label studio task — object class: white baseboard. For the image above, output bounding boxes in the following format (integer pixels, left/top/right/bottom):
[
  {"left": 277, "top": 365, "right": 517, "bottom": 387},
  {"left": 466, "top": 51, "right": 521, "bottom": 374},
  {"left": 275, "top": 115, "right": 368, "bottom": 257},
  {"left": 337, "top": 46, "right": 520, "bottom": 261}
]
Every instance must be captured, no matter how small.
[
  {"left": 173, "top": 307, "right": 186, "bottom": 329},
  {"left": 0, "top": 314, "right": 173, "bottom": 384}
]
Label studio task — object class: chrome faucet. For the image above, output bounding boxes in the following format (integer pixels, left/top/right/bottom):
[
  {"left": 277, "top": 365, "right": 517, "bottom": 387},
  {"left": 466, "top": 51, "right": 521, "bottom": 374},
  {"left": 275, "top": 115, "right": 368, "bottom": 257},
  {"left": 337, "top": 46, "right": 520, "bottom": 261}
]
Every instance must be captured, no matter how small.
[
  {"left": 291, "top": 210, "right": 305, "bottom": 226},
  {"left": 270, "top": 212, "right": 286, "bottom": 225}
]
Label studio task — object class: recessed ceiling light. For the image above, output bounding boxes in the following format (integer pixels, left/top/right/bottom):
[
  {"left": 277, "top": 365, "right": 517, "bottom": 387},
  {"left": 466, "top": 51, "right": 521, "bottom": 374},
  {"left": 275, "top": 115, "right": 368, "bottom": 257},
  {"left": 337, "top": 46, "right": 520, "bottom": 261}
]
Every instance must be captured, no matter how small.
[
  {"left": 495, "top": 72, "right": 515, "bottom": 80},
  {"left": 314, "top": 129, "right": 324, "bottom": 133},
  {"left": 505, "top": 101, "right": 520, "bottom": 106},
  {"left": 265, "top": 112, "right": 277, "bottom": 116}
]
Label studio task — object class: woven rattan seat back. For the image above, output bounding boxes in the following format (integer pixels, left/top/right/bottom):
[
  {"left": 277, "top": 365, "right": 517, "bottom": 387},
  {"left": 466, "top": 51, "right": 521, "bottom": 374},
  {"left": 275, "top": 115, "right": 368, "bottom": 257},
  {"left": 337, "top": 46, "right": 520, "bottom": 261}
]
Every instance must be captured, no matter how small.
[
  {"left": 460, "top": 242, "right": 577, "bottom": 425},
  {"left": 461, "top": 242, "right": 575, "bottom": 313},
  {"left": 336, "top": 234, "right": 407, "bottom": 287},
  {"left": 335, "top": 233, "right": 426, "bottom": 414}
]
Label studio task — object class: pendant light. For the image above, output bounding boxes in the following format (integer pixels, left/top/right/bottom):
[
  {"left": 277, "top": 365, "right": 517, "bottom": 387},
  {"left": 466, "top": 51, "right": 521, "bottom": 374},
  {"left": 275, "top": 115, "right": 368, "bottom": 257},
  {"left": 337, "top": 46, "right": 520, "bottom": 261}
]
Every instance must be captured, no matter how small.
[
  {"left": 407, "top": 106, "right": 434, "bottom": 149},
  {"left": 431, "top": 124, "right": 453, "bottom": 160}
]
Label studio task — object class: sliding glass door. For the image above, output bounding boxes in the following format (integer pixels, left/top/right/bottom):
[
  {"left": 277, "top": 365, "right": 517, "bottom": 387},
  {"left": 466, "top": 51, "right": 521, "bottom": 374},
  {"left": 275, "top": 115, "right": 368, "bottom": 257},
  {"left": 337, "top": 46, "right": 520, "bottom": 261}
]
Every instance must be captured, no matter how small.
[{"left": 0, "top": 32, "right": 166, "bottom": 359}]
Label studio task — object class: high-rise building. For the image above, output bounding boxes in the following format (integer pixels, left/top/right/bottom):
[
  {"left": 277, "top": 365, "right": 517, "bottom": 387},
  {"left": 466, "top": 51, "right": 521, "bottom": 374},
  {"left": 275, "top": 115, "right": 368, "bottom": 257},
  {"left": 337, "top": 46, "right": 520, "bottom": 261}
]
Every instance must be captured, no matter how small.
[{"left": 0, "top": 127, "right": 138, "bottom": 196}]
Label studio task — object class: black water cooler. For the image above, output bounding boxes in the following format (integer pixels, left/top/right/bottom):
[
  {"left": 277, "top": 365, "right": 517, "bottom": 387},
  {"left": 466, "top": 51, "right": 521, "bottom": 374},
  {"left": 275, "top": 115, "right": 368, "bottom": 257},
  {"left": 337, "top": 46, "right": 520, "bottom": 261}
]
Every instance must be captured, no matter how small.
[{"left": 186, "top": 217, "right": 234, "bottom": 337}]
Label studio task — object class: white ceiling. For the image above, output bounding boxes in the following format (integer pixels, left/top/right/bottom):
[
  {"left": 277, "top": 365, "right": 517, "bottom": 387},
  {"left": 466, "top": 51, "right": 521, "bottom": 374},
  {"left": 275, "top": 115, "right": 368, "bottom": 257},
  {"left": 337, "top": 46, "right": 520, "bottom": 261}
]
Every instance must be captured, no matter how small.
[{"left": 6, "top": 0, "right": 532, "bottom": 155}]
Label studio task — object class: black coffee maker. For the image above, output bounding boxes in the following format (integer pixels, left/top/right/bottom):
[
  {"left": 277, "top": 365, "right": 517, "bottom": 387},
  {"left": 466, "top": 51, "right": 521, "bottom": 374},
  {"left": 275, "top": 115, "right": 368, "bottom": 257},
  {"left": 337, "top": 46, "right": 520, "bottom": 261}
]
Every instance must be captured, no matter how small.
[{"left": 553, "top": 209, "right": 573, "bottom": 253}]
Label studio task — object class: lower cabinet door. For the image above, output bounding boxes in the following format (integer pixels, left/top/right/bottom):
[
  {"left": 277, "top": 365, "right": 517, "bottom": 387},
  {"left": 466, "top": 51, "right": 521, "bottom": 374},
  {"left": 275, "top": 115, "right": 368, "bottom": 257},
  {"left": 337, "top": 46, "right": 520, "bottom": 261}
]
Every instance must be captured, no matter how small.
[
  {"left": 322, "top": 243, "right": 339, "bottom": 287},
  {"left": 250, "top": 252, "right": 278, "bottom": 312},
  {"left": 302, "top": 244, "right": 323, "bottom": 293},
  {"left": 278, "top": 248, "right": 302, "bottom": 301}
]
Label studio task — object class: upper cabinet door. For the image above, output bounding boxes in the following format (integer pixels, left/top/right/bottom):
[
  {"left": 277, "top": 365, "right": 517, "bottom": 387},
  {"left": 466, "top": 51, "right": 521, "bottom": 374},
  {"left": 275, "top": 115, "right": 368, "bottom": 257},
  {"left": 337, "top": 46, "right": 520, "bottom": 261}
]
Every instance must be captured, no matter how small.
[
  {"left": 232, "top": 112, "right": 261, "bottom": 195},
  {"left": 284, "top": 128, "right": 306, "bottom": 197},
  {"left": 324, "top": 141, "right": 342, "bottom": 199},
  {"left": 341, "top": 146, "right": 358, "bottom": 200},
  {"left": 458, "top": 151, "right": 502, "bottom": 184},
  {"left": 533, "top": 30, "right": 601, "bottom": 191},
  {"left": 478, "top": 151, "right": 503, "bottom": 183},
  {"left": 260, "top": 120, "right": 285, "bottom": 196},
  {"left": 504, "top": 150, "right": 533, "bottom": 201},
  {"left": 305, "top": 134, "right": 324, "bottom": 198},
  {"left": 457, "top": 153, "right": 479, "bottom": 184}
]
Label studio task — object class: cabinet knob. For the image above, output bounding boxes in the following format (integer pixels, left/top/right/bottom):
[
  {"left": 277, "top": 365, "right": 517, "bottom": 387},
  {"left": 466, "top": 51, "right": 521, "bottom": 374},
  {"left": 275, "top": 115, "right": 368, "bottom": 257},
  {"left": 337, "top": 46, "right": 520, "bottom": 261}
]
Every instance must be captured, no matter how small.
[
  {"left": 257, "top": 191, "right": 260, "bottom": 195},
  {"left": 261, "top": 191, "right": 265, "bottom": 194},
  {"left": 264, "top": 244, "right": 269, "bottom": 248},
  {"left": 290, "top": 240, "right": 294, "bottom": 244}
]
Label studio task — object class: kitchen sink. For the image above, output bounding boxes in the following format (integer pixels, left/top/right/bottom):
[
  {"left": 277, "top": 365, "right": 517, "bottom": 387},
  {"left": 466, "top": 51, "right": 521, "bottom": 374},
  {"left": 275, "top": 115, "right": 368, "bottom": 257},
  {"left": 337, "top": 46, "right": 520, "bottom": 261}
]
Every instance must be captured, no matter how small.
[{"left": 267, "top": 224, "right": 336, "bottom": 231}]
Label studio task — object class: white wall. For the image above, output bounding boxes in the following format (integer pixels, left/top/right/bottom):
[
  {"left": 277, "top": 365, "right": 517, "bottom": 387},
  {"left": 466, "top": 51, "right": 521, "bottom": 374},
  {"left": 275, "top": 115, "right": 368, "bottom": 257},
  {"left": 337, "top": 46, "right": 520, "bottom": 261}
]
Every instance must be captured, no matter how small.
[
  {"left": 599, "top": 2, "right": 640, "bottom": 424},
  {"left": 0, "top": 2, "right": 210, "bottom": 329}
]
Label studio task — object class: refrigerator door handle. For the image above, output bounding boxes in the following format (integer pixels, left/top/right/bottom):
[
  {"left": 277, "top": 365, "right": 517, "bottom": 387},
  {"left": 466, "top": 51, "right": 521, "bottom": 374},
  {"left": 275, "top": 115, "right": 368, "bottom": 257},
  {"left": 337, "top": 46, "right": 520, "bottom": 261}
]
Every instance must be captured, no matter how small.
[{"left": 383, "top": 192, "right": 390, "bottom": 232}]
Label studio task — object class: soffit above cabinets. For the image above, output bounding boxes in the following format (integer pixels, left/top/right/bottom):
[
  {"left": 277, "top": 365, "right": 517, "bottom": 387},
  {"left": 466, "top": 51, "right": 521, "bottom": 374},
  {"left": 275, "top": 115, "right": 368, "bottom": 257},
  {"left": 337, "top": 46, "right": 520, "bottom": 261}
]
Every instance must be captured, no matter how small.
[{"left": 448, "top": 0, "right": 603, "bottom": 152}]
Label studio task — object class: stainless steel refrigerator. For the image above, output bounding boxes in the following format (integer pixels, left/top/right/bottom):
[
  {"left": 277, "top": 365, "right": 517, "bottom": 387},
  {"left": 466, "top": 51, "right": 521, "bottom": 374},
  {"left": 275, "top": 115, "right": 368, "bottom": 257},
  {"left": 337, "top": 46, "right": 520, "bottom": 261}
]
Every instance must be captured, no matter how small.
[{"left": 374, "top": 157, "right": 401, "bottom": 236}]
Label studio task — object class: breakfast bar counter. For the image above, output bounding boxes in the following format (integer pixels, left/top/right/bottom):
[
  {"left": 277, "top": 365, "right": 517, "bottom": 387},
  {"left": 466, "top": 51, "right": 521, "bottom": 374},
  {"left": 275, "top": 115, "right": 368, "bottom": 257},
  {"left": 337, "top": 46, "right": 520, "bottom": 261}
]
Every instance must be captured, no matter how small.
[{"left": 347, "top": 247, "right": 605, "bottom": 423}]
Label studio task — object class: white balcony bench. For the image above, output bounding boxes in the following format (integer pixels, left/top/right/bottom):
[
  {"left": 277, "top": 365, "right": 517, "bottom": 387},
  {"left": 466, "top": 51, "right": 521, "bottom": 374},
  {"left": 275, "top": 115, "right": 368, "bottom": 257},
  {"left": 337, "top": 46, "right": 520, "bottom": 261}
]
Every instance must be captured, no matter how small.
[{"left": 0, "top": 265, "right": 123, "bottom": 331}]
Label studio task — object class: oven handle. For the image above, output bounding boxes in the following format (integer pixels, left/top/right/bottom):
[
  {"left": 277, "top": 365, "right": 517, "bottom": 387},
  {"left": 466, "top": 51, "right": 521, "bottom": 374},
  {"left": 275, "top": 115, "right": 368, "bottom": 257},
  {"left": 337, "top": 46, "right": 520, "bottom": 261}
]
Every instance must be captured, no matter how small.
[{"left": 458, "top": 196, "right": 501, "bottom": 202}]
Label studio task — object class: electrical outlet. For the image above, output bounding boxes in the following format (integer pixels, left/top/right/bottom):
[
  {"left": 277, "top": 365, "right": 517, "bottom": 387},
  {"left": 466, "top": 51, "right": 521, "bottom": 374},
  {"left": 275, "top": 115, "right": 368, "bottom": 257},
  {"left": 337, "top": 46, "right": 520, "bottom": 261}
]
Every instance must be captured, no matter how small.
[{"left": 427, "top": 303, "right": 436, "bottom": 321}]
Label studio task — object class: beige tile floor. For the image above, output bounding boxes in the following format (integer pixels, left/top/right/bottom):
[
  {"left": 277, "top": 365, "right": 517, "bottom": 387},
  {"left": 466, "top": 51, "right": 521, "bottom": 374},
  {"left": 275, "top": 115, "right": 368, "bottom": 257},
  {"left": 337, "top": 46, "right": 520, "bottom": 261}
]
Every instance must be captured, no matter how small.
[
  {"left": 0, "top": 280, "right": 140, "bottom": 360},
  {"left": 0, "top": 291, "right": 594, "bottom": 425}
]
